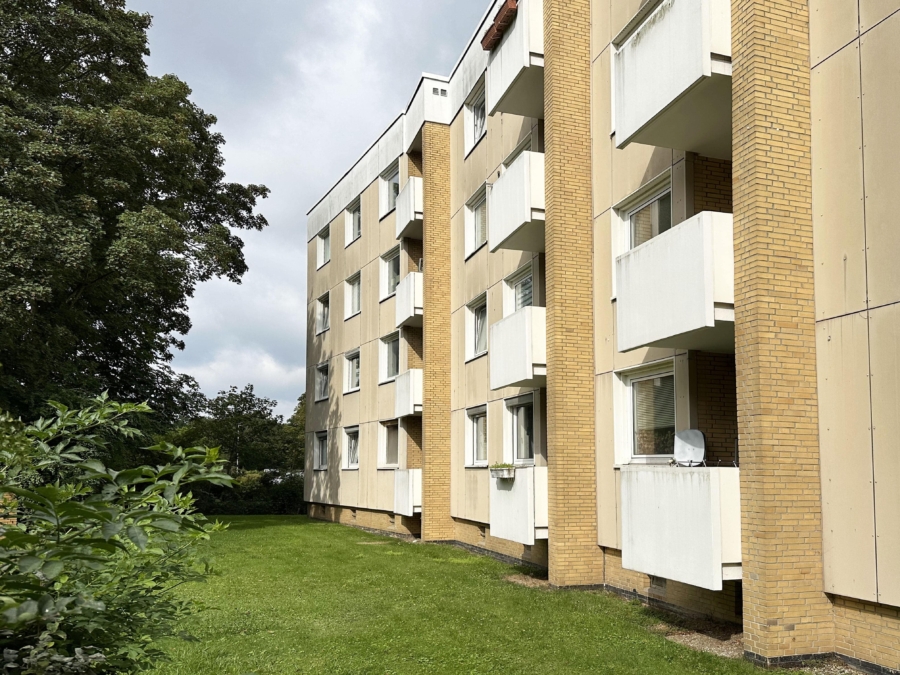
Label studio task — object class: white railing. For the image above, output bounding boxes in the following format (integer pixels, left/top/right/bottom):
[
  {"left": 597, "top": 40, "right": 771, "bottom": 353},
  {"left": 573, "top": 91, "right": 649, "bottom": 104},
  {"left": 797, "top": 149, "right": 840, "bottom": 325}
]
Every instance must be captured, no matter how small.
[
  {"left": 489, "top": 466, "right": 548, "bottom": 545},
  {"left": 613, "top": 0, "right": 732, "bottom": 157},
  {"left": 486, "top": 0, "right": 545, "bottom": 118},
  {"left": 394, "top": 369, "right": 423, "bottom": 418},
  {"left": 489, "top": 306, "right": 546, "bottom": 391},
  {"left": 621, "top": 465, "right": 741, "bottom": 591},
  {"left": 396, "top": 176, "right": 423, "bottom": 240},
  {"left": 489, "top": 151, "right": 545, "bottom": 253},
  {"left": 395, "top": 272, "right": 423, "bottom": 328},
  {"left": 616, "top": 211, "right": 734, "bottom": 352},
  {"left": 394, "top": 468, "right": 422, "bottom": 517}
]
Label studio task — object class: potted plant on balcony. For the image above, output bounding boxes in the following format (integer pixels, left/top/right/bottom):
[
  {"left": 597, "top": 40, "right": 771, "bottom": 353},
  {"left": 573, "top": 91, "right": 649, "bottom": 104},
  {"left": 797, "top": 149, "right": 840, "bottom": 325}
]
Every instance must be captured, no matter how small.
[{"left": 490, "top": 463, "right": 516, "bottom": 480}]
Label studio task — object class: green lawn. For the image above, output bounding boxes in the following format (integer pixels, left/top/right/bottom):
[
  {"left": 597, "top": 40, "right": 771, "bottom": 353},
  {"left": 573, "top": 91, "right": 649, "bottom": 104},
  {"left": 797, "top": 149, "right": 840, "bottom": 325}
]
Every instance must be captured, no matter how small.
[{"left": 149, "top": 516, "right": 773, "bottom": 675}]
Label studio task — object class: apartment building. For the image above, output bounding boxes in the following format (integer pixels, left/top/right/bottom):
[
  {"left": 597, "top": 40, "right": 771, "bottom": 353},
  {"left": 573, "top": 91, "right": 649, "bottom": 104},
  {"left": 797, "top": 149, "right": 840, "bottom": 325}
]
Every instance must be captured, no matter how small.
[{"left": 305, "top": 0, "right": 900, "bottom": 671}]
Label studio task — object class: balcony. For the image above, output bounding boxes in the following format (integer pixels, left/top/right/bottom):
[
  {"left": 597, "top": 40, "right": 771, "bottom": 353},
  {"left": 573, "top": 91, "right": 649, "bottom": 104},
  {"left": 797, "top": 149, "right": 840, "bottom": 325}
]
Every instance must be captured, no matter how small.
[
  {"left": 394, "top": 369, "right": 423, "bottom": 418},
  {"left": 394, "top": 468, "right": 422, "bottom": 517},
  {"left": 616, "top": 211, "right": 734, "bottom": 353},
  {"left": 395, "top": 272, "right": 423, "bottom": 328},
  {"left": 489, "top": 466, "right": 548, "bottom": 545},
  {"left": 613, "top": 0, "right": 732, "bottom": 159},
  {"left": 488, "top": 151, "right": 545, "bottom": 253},
  {"left": 485, "top": 0, "right": 544, "bottom": 119},
  {"left": 621, "top": 466, "right": 741, "bottom": 591},
  {"left": 396, "top": 176, "right": 423, "bottom": 240},
  {"left": 489, "top": 306, "right": 546, "bottom": 391}
]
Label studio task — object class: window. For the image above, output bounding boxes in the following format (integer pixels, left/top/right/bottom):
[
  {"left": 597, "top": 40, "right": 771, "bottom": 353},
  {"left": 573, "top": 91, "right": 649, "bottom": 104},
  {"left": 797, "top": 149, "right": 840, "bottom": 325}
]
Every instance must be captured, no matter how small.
[
  {"left": 467, "top": 295, "right": 488, "bottom": 360},
  {"left": 508, "top": 396, "right": 534, "bottom": 464},
  {"left": 381, "top": 247, "right": 401, "bottom": 299},
  {"left": 314, "top": 431, "right": 328, "bottom": 470},
  {"left": 345, "top": 200, "right": 362, "bottom": 245},
  {"left": 316, "top": 293, "right": 330, "bottom": 334},
  {"left": 344, "top": 427, "right": 359, "bottom": 469},
  {"left": 380, "top": 333, "right": 400, "bottom": 382},
  {"left": 316, "top": 226, "right": 331, "bottom": 268},
  {"left": 380, "top": 420, "right": 399, "bottom": 467},
  {"left": 467, "top": 406, "right": 488, "bottom": 467},
  {"left": 465, "top": 82, "right": 487, "bottom": 154},
  {"left": 628, "top": 191, "right": 672, "bottom": 249},
  {"left": 381, "top": 164, "right": 400, "bottom": 216},
  {"left": 345, "top": 273, "right": 361, "bottom": 319},
  {"left": 632, "top": 372, "right": 676, "bottom": 457},
  {"left": 315, "top": 363, "right": 329, "bottom": 401},
  {"left": 465, "top": 187, "right": 489, "bottom": 258},
  {"left": 345, "top": 350, "right": 360, "bottom": 393}
]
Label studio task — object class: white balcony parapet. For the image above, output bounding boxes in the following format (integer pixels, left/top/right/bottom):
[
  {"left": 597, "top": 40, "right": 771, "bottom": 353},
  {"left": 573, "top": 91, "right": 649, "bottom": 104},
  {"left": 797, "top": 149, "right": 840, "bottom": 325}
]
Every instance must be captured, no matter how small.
[
  {"left": 486, "top": 0, "right": 545, "bottom": 119},
  {"left": 394, "top": 369, "right": 423, "bottom": 419},
  {"left": 489, "top": 466, "right": 548, "bottom": 545},
  {"left": 616, "top": 211, "right": 734, "bottom": 353},
  {"left": 396, "top": 176, "right": 423, "bottom": 240},
  {"left": 621, "top": 466, "right": 741, "bottom": 591},
  {"left": 394, "top": 468, "right": 422, "bottom": 517},
  {"left": 395, "top": 272, "right": 423, "bottom": 328},
  {"left": 489, "top": 151, "right": 545, "bottom": 253},
  {"left": 489, "top": 306, "right": 546, "bottom": 391},
  {"left": 613, "top": 0, "right": 732, "bottom": 159}
]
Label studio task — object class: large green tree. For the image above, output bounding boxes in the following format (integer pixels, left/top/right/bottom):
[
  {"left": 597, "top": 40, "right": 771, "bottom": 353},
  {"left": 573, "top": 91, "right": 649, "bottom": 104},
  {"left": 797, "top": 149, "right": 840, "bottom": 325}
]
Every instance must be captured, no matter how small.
[{"left": 0, "top": 0, "right": 269, "bottom": 423}]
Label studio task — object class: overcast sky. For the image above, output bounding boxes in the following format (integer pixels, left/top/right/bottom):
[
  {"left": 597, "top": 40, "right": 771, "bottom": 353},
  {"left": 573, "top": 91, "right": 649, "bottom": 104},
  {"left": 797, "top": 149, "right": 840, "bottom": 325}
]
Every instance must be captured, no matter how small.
[{"left": 126, "top": 0, "right": 489, "bottom": 417}]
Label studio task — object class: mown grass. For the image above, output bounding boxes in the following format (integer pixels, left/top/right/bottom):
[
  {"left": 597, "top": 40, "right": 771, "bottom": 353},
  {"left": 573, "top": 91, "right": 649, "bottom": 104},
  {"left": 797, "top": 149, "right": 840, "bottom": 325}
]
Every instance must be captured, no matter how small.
[{"left": 150, "top": 516, "right": 778, "bottom": 675}]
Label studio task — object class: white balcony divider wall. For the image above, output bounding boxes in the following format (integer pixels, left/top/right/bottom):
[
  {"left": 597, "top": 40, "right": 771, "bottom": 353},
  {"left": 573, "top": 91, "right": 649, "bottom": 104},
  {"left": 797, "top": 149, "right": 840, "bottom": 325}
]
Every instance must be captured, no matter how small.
[
  {"left": 613, "top": 0, "right": 732, "bottom": 159},
  {"left": 616, "top": 212, "right": 734, "bottom": 352},
  {"left": 489, "top": 306, "right": 547, "bottom": 390},
  {"left": 489, "top": 466, "right": 548, "bottom": 545},
  {"left": 394, "top": 468, "right": 423, "bottom": 517},
  {"left": 621, "top": 466, "right": 742, "bottom": 591},
  {"left": 395, "top": 272, "right": 424, "bottom": 328},
  {"left": 488, "top": 151, "right": 546, "bottom": 252},
  {"left": 486, "top": 0, "right": 545, "bottom": 119},
  {"left": 394, "top": 369, "right": 423, "bottom": 418},
  {"left": 396, "top": 176, "right": 424, "bottom": 240}
]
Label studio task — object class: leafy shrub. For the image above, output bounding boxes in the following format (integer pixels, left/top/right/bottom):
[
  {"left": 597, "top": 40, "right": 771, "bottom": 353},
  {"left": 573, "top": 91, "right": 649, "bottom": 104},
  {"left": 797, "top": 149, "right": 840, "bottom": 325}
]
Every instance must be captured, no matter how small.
[
  {"left": 0, "top": 395, "right": 232, "bottom": 673},
  {"left": 192, "top": 470, "right": 305, "bottom": 516}
]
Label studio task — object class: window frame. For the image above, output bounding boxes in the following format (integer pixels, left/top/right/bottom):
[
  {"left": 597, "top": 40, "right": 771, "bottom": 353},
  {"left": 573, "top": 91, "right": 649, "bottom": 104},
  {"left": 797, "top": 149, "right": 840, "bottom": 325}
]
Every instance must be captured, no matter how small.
[
  {"left": 378, "top": 419, "right": 400, "bottom": 469},
  {"left": 464, "top": 185, "right": 489, "bottom": 259},
  {"left": 613, "top": 359, "right": 678, "bottom": 466},
  {"left": 344, "top": 349, "right": 360, "bottom": 394},
  {"left": 465, "top": 293, "right": 488, "bottom": 362},
  {"left": 314, "top": 362, "right": 330, "bottom": 402},
  {"left": 344, "top": 273, "right": 361, "bottom": 320},
  {"left": 626, "top": 188, "right": 673, "bottom": 250},
  {"left": 315, "top": 292, "right": 330, "bottom": 335},
  {"left": 464, "top": 81, "right": 487, "bottom": 156},
  {"left": 345, "top": 199, "right": 362, "bottom": 247},
  {"left": 505, "top": 393, "right": 535, "bottom": 467},
  {"left": 465, "top": 405, "right": 489, "bottom": 468},
  {"left": 380, "top": 246, "right": 401, "bottom": 300},
  {"left": 316, "top": 226, "right": 331, "bottom": 269},
  {"left": 314, "top": 431, "right": 328, "bottom": 471},
  {"left": 380, "top": 162, "right": 400, "bottom": 218},
  {"left": 343, "top": 426, "right": 359, "bottom": 470},
  {"left": 503, "top": 262, "right": 537, "bottom": 317},
  {"left": 379, "top": 332, "right": 400, "bottom": 383}
]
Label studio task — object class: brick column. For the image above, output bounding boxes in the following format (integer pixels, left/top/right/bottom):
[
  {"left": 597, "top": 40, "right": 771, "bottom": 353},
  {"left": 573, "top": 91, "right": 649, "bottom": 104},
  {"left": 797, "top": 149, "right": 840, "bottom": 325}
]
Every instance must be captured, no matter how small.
[
  {"left": 543, "top": 0, "right": 603, "bottom": 586},
  {"left": 731, "top": 0, "right": 834, "bottom": 663},
  {"left": 420, "top": 122, "right": 453, "bottom": 541}
]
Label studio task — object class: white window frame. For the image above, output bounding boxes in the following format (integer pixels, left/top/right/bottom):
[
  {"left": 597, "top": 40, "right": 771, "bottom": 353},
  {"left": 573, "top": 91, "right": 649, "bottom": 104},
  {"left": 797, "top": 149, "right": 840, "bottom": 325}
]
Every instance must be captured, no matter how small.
[
  {"left": 503, "top": 393, "right": 538, "bottom": 467},
  {"left": 613, "top": 359, "right": 677, "bottom": 466},
  {"left": 611, "top": 170, "right": 671, "bottom": 299},
  {"left": 315, "top": 292, "right": 330, "bottom": 334},
  {"left": 378, "top": 419, "right": 400, "bottom": 469},
  {"left": 502, "top": 262, "right": 537, "bottom": 317},
  {"left": 316, "top": 226, "right": 331, "bottom": 269},
  {"left": 314, "top": 362, "right": 329, "bottom": 402},
  {"left": 465, "top": 293, "right": 488, "bottom": 361},
  {"left": 345, "top": 199, "right": 362, "bottom": 246},
  {"left": 380, "top": 246, "right": 401, "bottom": 300},
  {"left": 344, "top": 273, "right": 361, "bottom": 320},
  {"left": 344, "top": 350, "right": 360, "bottom": 394},
  {"left": 379, "top": 332, "right": 400, "bottom": 383},
  {"left": 343, "top": 426, "right": 359, "bottom": 470},
  {"left": 464, "top": 80, "right": 487, "bottom": 156},
  {"left": 464, "top": 185, "right": 489, "bottom": 259},
  {"left": 465, "top": 405, "right": 488, "bottom": 468},
  {"left": 380, "top": 162, "right": 400, "bottom": 218},
  {"left": 314, "top": 431, "right": 328, "bottom": 470}
]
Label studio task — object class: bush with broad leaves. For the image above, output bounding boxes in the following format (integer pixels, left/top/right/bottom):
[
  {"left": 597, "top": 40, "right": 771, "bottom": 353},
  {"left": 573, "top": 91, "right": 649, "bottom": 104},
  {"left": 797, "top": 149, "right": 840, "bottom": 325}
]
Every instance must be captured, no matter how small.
[{"left": 0, "top": 394, "right": 232, "bottom": 673}]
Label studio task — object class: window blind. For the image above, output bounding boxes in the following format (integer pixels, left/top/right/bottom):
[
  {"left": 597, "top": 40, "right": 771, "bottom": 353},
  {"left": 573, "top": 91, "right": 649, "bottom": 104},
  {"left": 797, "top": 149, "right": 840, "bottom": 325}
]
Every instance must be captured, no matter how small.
[{"left": 633, "top": 374, "right": 675, "bottom": 455}]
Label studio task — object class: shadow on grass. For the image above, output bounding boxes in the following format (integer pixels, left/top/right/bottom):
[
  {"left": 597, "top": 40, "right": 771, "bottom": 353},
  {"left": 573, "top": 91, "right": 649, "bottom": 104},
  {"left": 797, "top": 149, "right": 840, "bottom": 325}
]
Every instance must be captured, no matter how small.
[{"left": 207, "top": 514, "right": 314, "bottom": 532}]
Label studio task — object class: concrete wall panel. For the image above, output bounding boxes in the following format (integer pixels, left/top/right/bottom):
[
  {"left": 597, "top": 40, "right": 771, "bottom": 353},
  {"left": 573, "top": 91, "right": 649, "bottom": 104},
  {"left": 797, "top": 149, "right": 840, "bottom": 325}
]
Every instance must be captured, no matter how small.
[
  {"left": 860, "top": 0, "right": 900, "bottom": 31},
  {"left": 809, "top": 0, "right": 859, "bottom": 67}
]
